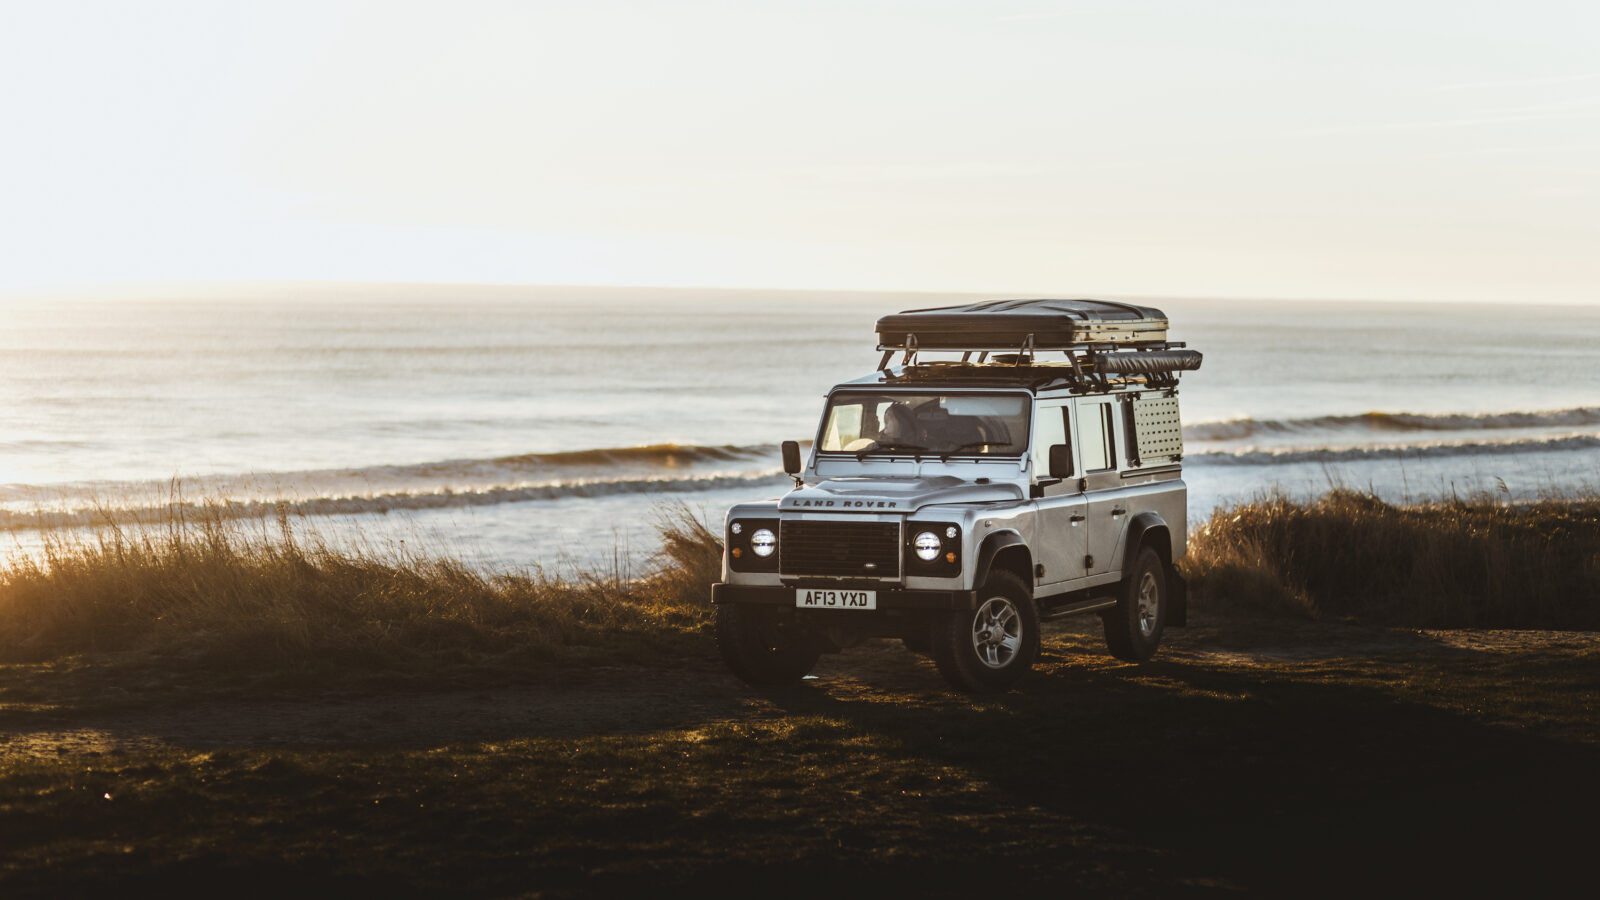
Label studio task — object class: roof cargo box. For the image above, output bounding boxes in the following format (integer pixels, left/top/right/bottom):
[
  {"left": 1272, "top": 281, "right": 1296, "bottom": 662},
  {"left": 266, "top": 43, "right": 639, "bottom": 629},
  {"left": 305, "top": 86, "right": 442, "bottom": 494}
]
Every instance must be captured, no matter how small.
[{"left": 876, "top": 298, "right": 1168, "bottom": 350}]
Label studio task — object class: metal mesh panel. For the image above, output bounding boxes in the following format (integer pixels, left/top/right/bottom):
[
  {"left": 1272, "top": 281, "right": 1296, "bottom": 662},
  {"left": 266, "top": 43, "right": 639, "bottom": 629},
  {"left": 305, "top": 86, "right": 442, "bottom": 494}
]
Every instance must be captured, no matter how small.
[{"left": 1131, "top": 396, "right": 1184, "bottom": 463}]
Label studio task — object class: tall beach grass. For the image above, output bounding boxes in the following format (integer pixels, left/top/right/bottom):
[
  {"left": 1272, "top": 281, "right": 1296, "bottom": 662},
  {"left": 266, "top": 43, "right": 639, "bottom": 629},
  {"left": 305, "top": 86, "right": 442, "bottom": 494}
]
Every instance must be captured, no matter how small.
[
  {"left": 0, "top": 503, "right": 724, "bottom": 687},
  {"left": 1183, "top": 489, "right": 1600, "bottom": 628},
  {"left": 3, "top": 489, "right": 1596, "bottom": 696}
]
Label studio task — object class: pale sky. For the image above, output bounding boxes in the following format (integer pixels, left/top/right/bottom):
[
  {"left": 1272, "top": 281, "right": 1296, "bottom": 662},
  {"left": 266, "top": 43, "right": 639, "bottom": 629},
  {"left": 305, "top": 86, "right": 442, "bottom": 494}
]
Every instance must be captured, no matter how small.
[{"left": 2, "top": 0, "right": 1597, "bottom": 302}]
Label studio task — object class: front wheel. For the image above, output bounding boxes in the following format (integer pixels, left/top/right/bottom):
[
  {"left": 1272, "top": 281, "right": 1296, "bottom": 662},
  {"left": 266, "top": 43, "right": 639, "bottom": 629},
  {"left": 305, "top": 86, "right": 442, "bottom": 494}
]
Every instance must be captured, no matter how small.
[
  {"left": 931, "top": 571, "right": 1040, "bottom": 692},
  {"left": 715, "top": 604, "right": 822, "bottom": 686},
  {"left": 1103, "top": 546, "right": 1167, "bottom": 661}
]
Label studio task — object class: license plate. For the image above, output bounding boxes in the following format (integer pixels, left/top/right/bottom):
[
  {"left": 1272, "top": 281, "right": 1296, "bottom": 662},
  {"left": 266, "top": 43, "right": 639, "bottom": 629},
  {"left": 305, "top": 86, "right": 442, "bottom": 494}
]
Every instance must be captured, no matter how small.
[{"left": 795, "top": 588, "right": 877, "bottom": 610}]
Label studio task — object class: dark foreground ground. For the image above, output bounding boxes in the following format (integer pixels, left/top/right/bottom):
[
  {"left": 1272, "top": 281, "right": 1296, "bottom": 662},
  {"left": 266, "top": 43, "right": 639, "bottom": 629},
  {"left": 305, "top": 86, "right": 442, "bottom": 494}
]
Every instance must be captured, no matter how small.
[{"left": 2, "top": 616, "right": 1596, "bottom": 898}]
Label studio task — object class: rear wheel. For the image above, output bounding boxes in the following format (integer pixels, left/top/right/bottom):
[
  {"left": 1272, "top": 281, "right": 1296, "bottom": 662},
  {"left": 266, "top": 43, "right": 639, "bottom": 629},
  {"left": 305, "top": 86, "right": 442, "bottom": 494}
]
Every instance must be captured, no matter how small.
[
  {"left": 1103, "top": 546, "right": 1166, "bottom": 661},
  {"left": 931, "top": 571, "right": 1039, "bottom": 692},
  {"left": 715, "top": 604, "right": 822, "bottom": 686}
]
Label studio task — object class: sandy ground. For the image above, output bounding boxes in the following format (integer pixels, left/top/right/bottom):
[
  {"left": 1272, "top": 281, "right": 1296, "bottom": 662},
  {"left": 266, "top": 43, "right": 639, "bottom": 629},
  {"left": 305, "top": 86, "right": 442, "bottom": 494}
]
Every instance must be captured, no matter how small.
[{"left": 5, "top": 620, "right": 1594, "bottom": 761}]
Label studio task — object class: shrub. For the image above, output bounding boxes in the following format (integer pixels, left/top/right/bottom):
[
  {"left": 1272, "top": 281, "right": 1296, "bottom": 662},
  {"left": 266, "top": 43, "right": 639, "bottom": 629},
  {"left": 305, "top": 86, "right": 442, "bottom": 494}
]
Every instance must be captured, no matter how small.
[{"left": 1183, "top": 490, "right": 1600, "bottom": 629}]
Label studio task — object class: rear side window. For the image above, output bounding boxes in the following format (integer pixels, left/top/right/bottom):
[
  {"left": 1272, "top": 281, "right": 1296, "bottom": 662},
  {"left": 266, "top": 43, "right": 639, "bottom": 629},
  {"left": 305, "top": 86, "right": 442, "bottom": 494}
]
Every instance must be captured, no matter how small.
[
  {"left": 1032, "top": 405, "right": 1070, "bottom": 479},
  {"left": 1078, "top": 401, "right": 1117, "bottom": 472}
]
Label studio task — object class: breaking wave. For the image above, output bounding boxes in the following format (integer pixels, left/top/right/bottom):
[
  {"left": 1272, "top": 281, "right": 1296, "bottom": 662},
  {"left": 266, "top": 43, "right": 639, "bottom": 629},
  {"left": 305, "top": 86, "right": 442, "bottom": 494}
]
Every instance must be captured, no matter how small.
[
  {"left": 0, "top": 470, "right": 793, "bottom": 532},
  {"left": 0, "top": 442, "right": 783, "bottom": 503},
  {"left": 7, "top": 431, "right": 1599, "bottom": 533},
  {"left": 329, "top": 442, "right": 779, "bottom": 481},
  {"left": 1188, "top": 434, "right": 1600, "bottom": 467},
  {"left": 0, "top": 442, "right": 795, "bottom": 531},
  {"left": 1186, "top": 407, "right": 1600, "bottom": 442}
]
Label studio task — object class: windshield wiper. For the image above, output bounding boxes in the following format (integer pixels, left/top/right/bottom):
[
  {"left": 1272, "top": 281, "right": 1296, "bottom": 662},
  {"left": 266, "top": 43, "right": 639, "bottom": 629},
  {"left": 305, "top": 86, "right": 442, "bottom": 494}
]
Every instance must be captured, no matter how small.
[
  {"left": 856, "top": 441, "right": 933, "bottom": 460},
  {"left": 938, "top": 440, "right": 994, "bottom": 461}
]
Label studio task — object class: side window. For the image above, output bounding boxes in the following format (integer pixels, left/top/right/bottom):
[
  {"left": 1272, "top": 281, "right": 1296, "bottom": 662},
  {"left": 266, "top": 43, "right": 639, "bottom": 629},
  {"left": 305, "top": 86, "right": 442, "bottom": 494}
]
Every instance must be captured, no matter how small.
[
  {"left": 1078, "top": 400, "right": 1117, "bottom": 472},
  {"left": 1032, "top": 404, "right": 1069, "bottom": 480}
]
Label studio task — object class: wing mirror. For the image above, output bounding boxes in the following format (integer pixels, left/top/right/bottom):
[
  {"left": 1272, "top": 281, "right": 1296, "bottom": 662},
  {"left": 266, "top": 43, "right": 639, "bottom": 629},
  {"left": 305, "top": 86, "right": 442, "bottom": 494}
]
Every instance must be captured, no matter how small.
[
  {"left": 781, "top": 440, "right": 805, "bottom": 490},
  {"left": 1030, "top": 444, "right": 1074, "bottom": 499},
  {"left": 1048, "top": 444, "right": 1074, "bottom": 479}
]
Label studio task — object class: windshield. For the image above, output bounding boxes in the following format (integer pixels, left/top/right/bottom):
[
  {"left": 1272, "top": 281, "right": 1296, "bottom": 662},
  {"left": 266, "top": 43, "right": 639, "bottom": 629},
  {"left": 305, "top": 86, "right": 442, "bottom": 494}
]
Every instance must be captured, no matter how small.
[{"left": 818, "top": 391, "right": 1031, "bottom": 457}]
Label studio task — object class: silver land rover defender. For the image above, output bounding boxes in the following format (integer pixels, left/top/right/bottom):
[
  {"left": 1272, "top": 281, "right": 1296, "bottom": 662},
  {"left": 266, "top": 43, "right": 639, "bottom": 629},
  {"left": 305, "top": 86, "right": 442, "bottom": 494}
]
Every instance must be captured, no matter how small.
[{"left": 711, "top": 299, "right": 1203, "bottom": 691}]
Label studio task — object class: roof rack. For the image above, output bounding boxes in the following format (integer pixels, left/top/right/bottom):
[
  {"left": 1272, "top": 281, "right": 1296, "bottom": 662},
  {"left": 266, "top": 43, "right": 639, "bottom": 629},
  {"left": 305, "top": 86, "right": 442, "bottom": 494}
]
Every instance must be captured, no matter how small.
[{"left": 874, "top": 298, "right": 1202, "bottom": 390}]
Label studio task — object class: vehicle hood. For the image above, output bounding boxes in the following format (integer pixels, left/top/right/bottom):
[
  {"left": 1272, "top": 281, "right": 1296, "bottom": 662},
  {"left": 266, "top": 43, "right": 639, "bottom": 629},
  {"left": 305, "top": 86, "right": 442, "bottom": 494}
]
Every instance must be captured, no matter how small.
[{"left": 777, "top": 476, "right": 1024, "bottom": 512}]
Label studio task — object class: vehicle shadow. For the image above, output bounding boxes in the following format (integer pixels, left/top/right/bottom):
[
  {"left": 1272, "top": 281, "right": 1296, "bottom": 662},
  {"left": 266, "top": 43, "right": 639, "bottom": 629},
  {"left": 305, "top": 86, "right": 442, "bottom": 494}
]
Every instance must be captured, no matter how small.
[
  {"left": 764, "top": 648, "right": 1600, "bottom": 896},
  {"left": 3, "top": 637, "right": 1594, "bottom": 898}
]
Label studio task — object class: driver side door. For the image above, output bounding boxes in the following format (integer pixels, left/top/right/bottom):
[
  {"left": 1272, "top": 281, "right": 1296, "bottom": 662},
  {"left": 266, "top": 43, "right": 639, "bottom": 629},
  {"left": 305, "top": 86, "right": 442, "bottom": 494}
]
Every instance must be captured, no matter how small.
[{"left": 1030, "top": 400, "right": 1089, "bottom": 593}]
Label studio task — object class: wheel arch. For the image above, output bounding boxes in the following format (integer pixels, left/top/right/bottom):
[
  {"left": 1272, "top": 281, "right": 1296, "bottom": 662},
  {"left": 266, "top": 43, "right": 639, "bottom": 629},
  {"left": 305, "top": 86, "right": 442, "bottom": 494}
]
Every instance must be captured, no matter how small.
[
  {"left": 1123, "top": 512, "right": 1172, "bottom": 567},
  {"left": 1121, "top": 512, "right": 1186, "bottom": 626},
  {"left": 973, "top": 531, "right": 1031, "bottom": 596}
]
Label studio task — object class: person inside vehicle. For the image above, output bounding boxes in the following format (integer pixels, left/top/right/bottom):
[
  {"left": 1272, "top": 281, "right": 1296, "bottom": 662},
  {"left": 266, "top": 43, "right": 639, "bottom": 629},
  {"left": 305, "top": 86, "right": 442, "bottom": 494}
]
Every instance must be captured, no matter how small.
[{"left": 881, "top": 402, "right": 918, "bottom": 444}]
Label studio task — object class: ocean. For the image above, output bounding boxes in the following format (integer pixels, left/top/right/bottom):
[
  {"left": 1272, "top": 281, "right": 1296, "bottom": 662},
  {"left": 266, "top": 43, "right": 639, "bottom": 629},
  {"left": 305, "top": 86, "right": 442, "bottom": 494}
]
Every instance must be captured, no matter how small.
[{"left": 4, "top": 284, "right": 1599, "bottom": 574}]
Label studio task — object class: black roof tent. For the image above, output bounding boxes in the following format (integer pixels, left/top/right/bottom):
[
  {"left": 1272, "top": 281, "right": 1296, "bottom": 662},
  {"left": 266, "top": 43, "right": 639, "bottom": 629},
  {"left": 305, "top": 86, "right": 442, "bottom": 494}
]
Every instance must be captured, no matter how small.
[
  {"left": 876, "top": 298, "right": 1169, "bottom": 351},
  {"left": 872, "top": 298, "right": 1201, "bottom": 389}
]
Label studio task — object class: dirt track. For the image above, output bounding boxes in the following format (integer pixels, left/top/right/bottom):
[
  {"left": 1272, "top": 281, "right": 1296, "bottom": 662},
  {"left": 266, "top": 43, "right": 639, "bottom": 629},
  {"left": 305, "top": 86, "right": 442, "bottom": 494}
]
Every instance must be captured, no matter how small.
[
  {"left": 5, "top": 620, "right": 1594, "bottom": 760},
  {"left": 4, "top": 618, "right": 1598, "bottom": 897}
]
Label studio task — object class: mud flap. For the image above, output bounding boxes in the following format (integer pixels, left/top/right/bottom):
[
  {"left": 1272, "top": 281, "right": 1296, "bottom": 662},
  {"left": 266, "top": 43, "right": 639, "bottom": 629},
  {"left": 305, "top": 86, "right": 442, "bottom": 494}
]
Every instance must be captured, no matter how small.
[{"left": 1167, "top": 565, "right": 1188, "bottom": 627}]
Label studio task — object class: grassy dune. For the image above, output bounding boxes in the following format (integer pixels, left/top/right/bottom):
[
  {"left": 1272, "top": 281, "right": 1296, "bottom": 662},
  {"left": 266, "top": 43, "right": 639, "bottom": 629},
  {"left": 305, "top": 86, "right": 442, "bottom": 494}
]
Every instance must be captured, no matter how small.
[
  {"left": 2, "top": 490, "right": 1596, "bottom": 700},
  {"left": 4, "top": 493, "right": 1598, "bottom": 896},
  {"left": 0, "top": 506, "right": 721, "bottom": 703},
  {"left": 1184, "top": 489, "right": 1600, "bottom": 628}
]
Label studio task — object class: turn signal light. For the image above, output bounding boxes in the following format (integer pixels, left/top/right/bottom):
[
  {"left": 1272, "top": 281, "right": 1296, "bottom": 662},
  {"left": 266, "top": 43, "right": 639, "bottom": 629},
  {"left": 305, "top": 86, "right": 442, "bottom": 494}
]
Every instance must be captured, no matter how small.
[
  {"left": 946, "top": 552, "right": 957, "bottom": 563},
  {"left": 731, "top": 548, "right": 742, "bottom": 558}
]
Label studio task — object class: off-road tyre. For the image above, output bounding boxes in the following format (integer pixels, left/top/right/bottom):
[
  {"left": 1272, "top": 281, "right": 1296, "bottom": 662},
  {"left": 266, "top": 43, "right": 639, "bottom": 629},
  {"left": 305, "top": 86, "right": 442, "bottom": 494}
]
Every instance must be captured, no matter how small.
[
  {"left": 715, "top": 603, "right": 822, "bottom": 686},
  {"left": 931, "top": 570, "right": 1040, "bottom": 692},
  {"left": 1103, "top": 546, "right": 1166, "bottom": 661}
]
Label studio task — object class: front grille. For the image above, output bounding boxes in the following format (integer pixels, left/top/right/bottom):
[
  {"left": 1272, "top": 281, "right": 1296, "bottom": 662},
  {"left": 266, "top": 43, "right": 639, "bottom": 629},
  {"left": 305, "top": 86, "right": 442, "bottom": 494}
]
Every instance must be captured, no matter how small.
[{"left": 781, "top": 520, "right": 901, "bottom": 578}]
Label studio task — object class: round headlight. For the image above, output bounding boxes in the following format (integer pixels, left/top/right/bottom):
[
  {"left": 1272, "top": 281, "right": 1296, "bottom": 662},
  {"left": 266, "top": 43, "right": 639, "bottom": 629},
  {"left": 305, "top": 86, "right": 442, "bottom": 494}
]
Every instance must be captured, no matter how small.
[
  {"left": 751, "top": 528, "right": 776, "bottom": 558},
  {"left": 914, "top": 531, "right": 942, "bottom": 562},
  {"left": 730, "top": 522, "right": 743, "bottom": 535}
]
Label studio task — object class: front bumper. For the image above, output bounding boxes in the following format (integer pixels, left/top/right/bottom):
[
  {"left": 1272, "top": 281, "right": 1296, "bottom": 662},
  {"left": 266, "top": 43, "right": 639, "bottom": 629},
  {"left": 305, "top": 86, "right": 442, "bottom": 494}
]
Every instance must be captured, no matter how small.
[{"left": 712, "top": 583, "right": 978, "bottom": 611}]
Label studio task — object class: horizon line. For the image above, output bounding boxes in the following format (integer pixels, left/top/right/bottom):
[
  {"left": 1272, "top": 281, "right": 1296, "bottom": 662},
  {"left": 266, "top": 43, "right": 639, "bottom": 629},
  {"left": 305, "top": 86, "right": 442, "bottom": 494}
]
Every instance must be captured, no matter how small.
[{"left": 1, "top": 277, "right": 1595, "bottom": 309}]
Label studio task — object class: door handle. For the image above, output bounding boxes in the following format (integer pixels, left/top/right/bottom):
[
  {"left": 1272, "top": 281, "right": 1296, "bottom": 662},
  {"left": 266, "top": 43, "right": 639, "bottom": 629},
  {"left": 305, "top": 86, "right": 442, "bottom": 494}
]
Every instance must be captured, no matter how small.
[
  {"left": 1111, "top": 507, "right": 1127, "bottom": 517},
  {"left": 1069, "top": 514, "right": 1086, "bottom": 525}
]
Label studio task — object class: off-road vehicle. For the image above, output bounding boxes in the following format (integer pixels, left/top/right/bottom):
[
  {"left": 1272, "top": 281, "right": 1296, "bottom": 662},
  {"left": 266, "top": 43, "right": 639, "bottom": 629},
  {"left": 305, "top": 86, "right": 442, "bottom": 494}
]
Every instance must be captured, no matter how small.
[{"left": 711, "top": 299, "right": 1202, "bottom": 691}]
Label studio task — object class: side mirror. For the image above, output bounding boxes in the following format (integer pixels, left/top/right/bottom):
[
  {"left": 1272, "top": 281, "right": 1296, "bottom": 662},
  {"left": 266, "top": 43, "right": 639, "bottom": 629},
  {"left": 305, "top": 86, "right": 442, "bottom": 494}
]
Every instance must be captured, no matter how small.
[
  {"left": 1048, "top": 444, "right": 1073, "bottom": 479},
  {"left": 781, "top": 440, "right": 803, "bottom": 475}
]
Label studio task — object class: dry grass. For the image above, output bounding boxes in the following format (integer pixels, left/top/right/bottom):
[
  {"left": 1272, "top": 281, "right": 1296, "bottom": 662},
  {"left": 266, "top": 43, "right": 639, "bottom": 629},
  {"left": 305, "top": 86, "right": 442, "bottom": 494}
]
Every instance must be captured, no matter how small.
[
  {"left": 0, "top": 504, "right": 724, "bottom": 693},
  {"left": 7, "top": 488, "right": 1599, "bottom": 700},
  {"left": 5, "top": 497, "right": 1600, "bottom": 894},
  {"left": 1183, "top": 489, "right": 1600, "bottom": 628}
]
